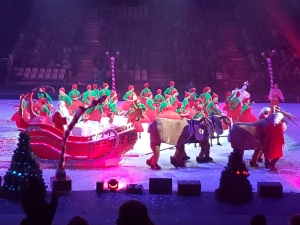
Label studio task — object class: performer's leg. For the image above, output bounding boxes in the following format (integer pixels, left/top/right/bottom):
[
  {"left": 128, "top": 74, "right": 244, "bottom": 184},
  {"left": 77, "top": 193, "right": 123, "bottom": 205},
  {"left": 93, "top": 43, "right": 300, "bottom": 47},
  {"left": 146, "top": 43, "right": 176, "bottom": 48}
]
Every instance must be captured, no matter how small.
[
  {"left": 250, "top": 150, "right": 260, "bottom": 167},
  {"left": 149, "top": 141, "right": 161, "bottom": 170},
  {"left": 269, "top": 158, "right": 279, "bottom": 170},
  {"left": 217, "top": 135, "right": 221, "bottom": 145}
]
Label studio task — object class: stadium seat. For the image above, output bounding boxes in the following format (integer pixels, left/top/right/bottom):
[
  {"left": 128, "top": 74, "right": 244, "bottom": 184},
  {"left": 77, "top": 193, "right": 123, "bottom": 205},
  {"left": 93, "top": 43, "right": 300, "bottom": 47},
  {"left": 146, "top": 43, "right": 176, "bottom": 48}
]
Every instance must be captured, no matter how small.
[
  {"left": 44, "top": 73, "right": 51, "bottom": 79},
  {"left": 23, "top": 73, "right": 30, "bottom": 79},
  {"left": 37, "top": 73, "right": 44, "bottom": 79},
  {"left": 32, "top": 68, "right": 38, "bottom": 73},
  {"left": 29, "top": 73, "right": 37, "bottom": 79},
  {"left": 39, "top": 68, "right": 45, "bottom": 73},
  {"left": 51, "top": 73, "right": 58, "bottom": 79},
  {"left": 25, "top": 68, "right": 31, "bottom": 73},
  {"left": 58, "top": 73, "right": 64, "bottom": 79}
]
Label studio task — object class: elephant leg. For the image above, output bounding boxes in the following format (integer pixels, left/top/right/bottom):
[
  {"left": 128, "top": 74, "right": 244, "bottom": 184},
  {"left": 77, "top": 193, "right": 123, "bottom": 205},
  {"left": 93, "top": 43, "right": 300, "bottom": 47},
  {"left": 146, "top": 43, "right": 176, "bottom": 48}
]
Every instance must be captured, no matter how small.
[
  {"left": 170, "top": 145, "right": 186, "bottom": 168},
  {"left": 148, "top": 142, "right": 161, "bottom": 170},
  {"left": 217, "top": 135, "right": 221, "bottom": 146},
  {"left": 250, "top": 150, "right": 260, "bottom": 167},
  {"left": 258, "top": 150, "right": 264, "bottom": 162},
  {"left": 196, "top": 140, "right": 212, "bottom": 163}
]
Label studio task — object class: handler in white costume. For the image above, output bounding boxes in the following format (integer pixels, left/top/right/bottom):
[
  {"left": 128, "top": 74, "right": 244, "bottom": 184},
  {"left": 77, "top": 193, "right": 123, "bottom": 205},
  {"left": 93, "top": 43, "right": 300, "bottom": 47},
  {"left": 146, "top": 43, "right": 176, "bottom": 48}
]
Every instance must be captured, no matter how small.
[{"left": 231, "top": 81, "right": 250, "bottom": 105}]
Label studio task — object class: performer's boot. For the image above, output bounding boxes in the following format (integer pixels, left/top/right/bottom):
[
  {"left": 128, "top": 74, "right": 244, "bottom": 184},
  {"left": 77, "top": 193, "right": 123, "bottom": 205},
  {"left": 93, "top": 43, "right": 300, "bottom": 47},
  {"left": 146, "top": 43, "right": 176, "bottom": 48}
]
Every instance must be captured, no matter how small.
[
  {"left": 258, "top": 151, "right": 264, "bottom": 163},
  {"left": 150, "top": 142, "right": 161, "bottom": 170},
  {"left": 269, "top": 158, "right": 279, "bottom": 171}
]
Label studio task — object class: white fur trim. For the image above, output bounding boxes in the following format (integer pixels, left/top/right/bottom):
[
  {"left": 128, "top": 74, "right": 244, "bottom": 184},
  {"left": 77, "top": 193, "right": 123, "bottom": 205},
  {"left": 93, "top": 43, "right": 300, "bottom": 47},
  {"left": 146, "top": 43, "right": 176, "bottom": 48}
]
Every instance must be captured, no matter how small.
[
  {"left": 259, "top": 107, "right": 271, "bottom": 115},
  {"left": 274, "top": 112, "right": 284, "bottom": 125}
]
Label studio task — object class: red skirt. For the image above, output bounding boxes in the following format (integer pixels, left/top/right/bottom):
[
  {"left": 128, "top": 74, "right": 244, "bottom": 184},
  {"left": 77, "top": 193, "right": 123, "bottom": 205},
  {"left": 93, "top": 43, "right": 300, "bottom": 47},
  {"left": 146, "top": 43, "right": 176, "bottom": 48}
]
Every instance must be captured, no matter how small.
[
  {"left": 140, "top": 97, "right": 147, "bottom": 105},
  {"left": 70, "top": 100, "right": 82, "bottom": 111},
  {"left": 122, "top": 101, "right": 134, "bottom": 111},
  {"left": 145, "top": 108, "right": 157, "bottom": 123},
  {"left": 237, "top": 111, "right": 257, "bottom": 122},
  {"left": 185, "top": 106, "right": 195, "bottom": 120},
  {"left": 157, "top": 109, "right": 181, "bottom": 120},
  {"left": 88, "top": 110, "right": 102, "bottom": 122},
  {"left": 227, "top": 107, "right": 241, "bottom": 118}
]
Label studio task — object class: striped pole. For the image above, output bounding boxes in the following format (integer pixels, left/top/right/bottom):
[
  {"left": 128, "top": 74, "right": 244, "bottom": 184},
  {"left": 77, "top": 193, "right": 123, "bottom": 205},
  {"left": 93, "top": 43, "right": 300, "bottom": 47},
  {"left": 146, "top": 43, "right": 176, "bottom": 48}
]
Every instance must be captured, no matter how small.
[
  {"left": 262, "top": 50, "right": 275, "bottom": 89},
  {"left": 111, "top": 56, "right": 116, "bottom": 91}
]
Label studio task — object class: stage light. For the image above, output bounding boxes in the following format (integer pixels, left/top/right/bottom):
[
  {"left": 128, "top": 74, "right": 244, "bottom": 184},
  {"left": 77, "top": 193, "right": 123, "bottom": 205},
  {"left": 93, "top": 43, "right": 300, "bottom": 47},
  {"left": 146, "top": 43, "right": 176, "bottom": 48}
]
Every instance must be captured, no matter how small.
[{"left": 108, "top": 179, "right": 119, "bottom": 192}]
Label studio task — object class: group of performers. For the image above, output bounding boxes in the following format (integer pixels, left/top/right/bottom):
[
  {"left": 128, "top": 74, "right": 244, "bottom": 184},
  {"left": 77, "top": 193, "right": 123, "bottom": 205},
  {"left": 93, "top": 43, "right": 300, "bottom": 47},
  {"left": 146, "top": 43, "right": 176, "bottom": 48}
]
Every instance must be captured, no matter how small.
[{"left": 17, "top": 80, "right": 286, "bottom": 171}]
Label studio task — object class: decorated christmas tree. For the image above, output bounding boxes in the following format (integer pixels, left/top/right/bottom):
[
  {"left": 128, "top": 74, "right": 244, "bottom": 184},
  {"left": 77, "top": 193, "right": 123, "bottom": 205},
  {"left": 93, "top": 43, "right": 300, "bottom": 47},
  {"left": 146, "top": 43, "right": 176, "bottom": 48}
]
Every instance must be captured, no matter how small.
[
  {"left": 215, "top": 151, "right": 253, "bottom": 204},
  {"left": 2, "top": 131, "right": 46, "bottom": 201}
]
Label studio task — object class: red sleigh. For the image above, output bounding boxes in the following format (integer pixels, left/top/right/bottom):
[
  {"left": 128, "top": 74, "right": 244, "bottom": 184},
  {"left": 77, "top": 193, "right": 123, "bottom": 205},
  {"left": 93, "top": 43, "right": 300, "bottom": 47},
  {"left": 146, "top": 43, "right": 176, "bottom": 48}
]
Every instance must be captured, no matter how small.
[{"left": 11, "top": 93, "right": 138, "bottom": 167}]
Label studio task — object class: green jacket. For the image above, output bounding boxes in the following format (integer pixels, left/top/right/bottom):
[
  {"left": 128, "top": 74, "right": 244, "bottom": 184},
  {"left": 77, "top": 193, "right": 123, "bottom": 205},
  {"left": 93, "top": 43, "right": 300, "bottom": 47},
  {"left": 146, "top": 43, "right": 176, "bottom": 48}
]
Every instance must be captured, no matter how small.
[
  {"left": 83, "top": 90, "right": 96, "bottom": 104},
  {"left": 68, "top": 90, "right": 81, "bottom": 100},
  {"left": 153, "top": 94, "right": 165, "bottom": 104},
  {"left": 123, "top": 91, "right": 134, "bottom": 101},
  {"left": 163, "top": 87, "right": 178, "bottom": 96},
  {"left": 38, "top": 92, "right": 53, "bottom": 104},
  {"left": 59, "top": 95, "right": 72, "bottom": 106},
  {"left": 146, "top": 99, "right": 156, "bottom": 110},
  {"left": 99, "top": 88, "right": 111, "bottom": 98},
  {"left": 229, "top": 97, "right": 241, "bottom": 110},
  {"left": 140, "top": 88, "right": 151, "bottom": 99}
]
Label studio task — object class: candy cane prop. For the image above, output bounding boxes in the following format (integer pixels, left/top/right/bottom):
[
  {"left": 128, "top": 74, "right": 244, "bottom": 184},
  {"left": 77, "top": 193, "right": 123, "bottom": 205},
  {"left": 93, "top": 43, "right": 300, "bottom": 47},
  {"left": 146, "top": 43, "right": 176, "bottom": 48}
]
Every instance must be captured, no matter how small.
[
  {"left": 106, "top": 51, "right": 120, "bottom": 92},
  {"left": 262, "top": 50, "right": 275, "bottom": 89}
]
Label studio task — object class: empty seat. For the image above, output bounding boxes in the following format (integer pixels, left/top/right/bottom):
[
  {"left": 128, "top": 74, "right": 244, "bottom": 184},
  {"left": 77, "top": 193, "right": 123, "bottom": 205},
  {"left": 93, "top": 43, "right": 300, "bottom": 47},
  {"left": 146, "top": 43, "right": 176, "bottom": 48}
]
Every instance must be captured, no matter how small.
[
  {"left": 25, "top": 68, "right": 31, "bottom": 73},
  {"left": 135, "top": 70, "right": 140, "bottom": 75},
  {"left": 37, "top": 73, "right": 44, "bottom": 79},
  {"left": 32, "top": 68, "right": 38, "bottom": 73},
  {"left": 46, "top": 68, "right": 52, "bottom": 73},
  {"left": 51, "top": 73, "right": 58, "bottom": 79},
  {"left": 141, "top": 70, "right": 147, "bottom": 81},
  {"left": 53, "top": 68, "right": 59, "bottom": 73},
  {"left": 29, "top": 73, "right": 37, "bottom": 79},
  {"left": 23, "top": 73, "right": 30, "bottom": 79},
  {"left": 59, "top": 68, "right": 65, "bottom": 74},
  {"left": 39, "top": 68, "right": 45, "bottom": 73},
  {"left": 58, "top": 73, "right": 64, "bottom": 79},
  {"left": 134, "top": 74, "right": 140, "bottom": 81},
  {"left": 44, "top": 73, "right": 51, "bottom": 79},
  {"left": 128, "top": 70, "right": 134, "bottom": 78}
]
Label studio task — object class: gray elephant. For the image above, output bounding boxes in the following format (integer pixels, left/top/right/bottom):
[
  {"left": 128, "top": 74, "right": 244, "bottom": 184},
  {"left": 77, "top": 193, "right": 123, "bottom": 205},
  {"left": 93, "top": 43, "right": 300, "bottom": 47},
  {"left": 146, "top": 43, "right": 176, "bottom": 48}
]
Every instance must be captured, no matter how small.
[
  {"left": 228, "top": 109, "right": 296, "bottom": 167},
  {"left": 147, "top": 117, "right": 213, "bottom": 170}
]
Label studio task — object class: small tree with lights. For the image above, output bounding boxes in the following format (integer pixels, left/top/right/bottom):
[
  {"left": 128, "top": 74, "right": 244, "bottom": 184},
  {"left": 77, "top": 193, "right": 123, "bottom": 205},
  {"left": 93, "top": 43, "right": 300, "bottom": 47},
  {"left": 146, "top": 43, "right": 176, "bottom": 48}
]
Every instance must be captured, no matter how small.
[
  {"left": 2, "top": 131, "right": 46, "bottom": 201},
  {"left": 215, "top": 150, "right": 253, "bottom": 204}
]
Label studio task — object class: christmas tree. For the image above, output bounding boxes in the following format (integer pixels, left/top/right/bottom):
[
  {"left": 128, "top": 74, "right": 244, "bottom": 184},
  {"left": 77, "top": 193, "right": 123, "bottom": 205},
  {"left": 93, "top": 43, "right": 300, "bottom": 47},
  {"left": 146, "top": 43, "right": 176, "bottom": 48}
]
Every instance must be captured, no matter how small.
[
  {"left": 215, "top": 151, "right": 253, "bottom": 204},
  {"left": 2, "top": 131, "right": 46, "bottom": 201}
]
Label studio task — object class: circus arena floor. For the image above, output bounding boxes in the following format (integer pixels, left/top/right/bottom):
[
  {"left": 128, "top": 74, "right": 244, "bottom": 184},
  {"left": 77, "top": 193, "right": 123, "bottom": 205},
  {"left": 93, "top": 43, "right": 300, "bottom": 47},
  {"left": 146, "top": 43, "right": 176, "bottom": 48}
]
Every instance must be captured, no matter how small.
[{"left": 1, "top": 100, "right": 300, "bottom": 193}]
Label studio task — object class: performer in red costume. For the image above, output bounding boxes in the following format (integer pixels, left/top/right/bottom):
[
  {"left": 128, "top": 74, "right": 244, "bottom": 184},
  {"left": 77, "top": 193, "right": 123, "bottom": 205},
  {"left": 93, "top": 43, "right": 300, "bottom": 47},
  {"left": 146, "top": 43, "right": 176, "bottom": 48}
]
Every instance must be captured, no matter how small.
[
  {"left": 157, "top": 95, "right": 181, "bottom": 120},
  {"left": 68, "top": 84, "right": 82, "bottom": 113},
  {"left": 223, "top": 91, "right": 232, "bottom": 113},
  {"left": 182, "top": 92, "right": 194, "bottom": 119},
  {"left": 145, "top": 93, "right": 157, "bottom": 123},
  {"left": 228, "top": 91, "right": 242, "bottom": 123},
  {"left": 269, "top": 83, "right": 284, "bottom": 110},
  {"left": 122, "top": 85, "right": 136, "bottom": 111},
  {"left": 140, "top": 83, "right": 151, "bottom": 105},
  {"left": 237, "top": 98, "right": 257, "bottom": 122},
  {"left": 264, "top": 113, "right": 286, "bottom": 170},
  {"left": 51, "top": 101, "right": 69, "bottom": 133},
  {"left": 153, "top": 89, "right": 165, "bottom": 115},
  {"left": 188, "top": 88, "right": 197, "bottom": 108},
  {"left": 82, "top": 85, "right": 96, "bottom": 107}
]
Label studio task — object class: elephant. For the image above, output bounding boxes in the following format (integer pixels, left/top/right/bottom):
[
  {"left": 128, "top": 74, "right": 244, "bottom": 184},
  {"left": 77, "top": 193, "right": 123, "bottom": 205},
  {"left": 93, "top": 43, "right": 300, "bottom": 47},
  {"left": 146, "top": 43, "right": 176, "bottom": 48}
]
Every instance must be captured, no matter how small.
[
  {"left": 228, "top": 108, "right": 297, "bottom": 167},
  {"left": 147, "top": 117, "right": 213, "bottom": 170}
]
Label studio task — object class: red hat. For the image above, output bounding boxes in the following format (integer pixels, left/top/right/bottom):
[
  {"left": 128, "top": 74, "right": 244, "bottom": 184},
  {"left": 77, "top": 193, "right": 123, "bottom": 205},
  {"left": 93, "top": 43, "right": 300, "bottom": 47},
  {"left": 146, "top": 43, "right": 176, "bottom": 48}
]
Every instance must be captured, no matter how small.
[
  {"left": 128, "top": 85, "right": 134, "bottom": 91},
  {"left": 59, "top": 87, "right": 65, "bottom": 92},
  {"left": 144, "top": 83, "right": 149, "bottom": 88},
  {"left": 236, "top": 91, "right": 241, "bottom": 97},
  {"left": 190, "top": 88, "right": 196, "bottom": 93},
  {"left": 103, "top": 83, "right": 109, "bottom": 88},
  {"left": 170, "top": 81, "right": 175, "bottom": 86},
  {"left": 198, "top": 98, "right": 203, "bottom": 103},
  {"left": 92, "top": 84, "right": 97, "bottom": 89},
  {"left": 157, "top": 89, "right": 162, "bottom": 94},
  {"left": 226, "top": 91, "right": 231, "bottom": 96},
  {"left": 165, "top": 94, "right": 171, "bottom": 99},
  {"left": 243, "top": 98, "right": 250, "bottom": 103},
  {"left": 87, "top": 85, "right": 92, "bottom": 90},
  {"left": 111, "top": 91, "right": 116, "bottom": 97},
  {"left": 203, "top": 87, "right": 211, "bottom": 93},
  {"left": 112, "top": 96, "right": 118, "bottom": 101},
  {"left": 40, "top": 87, "right": 46, "bottom": 92},
  {"left": 177, "top": 102, "right": 183, "bottom": 107},
  {"left": 147, "top": 92, "right": 153, "bottom": 97},
  {"left": 212, "top": 93, "right": 218, "bottom": 99},
  {"left": 72, "top": 84, "right": 77, "bottom": 90},
  {"left": 185, "top": 92, "right": 190, "bottom": 98}
]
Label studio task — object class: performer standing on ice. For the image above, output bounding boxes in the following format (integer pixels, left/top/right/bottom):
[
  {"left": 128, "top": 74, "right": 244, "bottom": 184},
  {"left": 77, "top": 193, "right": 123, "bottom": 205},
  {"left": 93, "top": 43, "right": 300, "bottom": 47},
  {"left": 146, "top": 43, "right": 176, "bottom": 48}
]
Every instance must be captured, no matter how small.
[
  {"left": 122, "top": 85, "right": 136, "bottom": 111},
  {"left": 199, "top": 87, "right": 212, "bottom": 115},
  {"left": 206, "top": 93, "right": 219, "bottom": 116},
  {"left": 144, "top": 93, "right": 157, "bottom": 123},
  {"left": 153, "top": 89, "right": 165, "bottom": 115},
  {"left": 269, "top": 83, "right": 284, "bottom": 110},
  {"left": 181, "top": 92, "right": 194, "bottom": 119},
  {"left": 158, "top": 95, "right": 181, "bottom": 120},
  {"left": 237, "top": 98, "right": 257, "bottom": 122},
  {"left": 228, "top": 92, "right": 242, "bottom": 124},
  {"left": 99, "top": 83, "right": 111, "bottom": 98},
  {"left": 58, "top": 87, "right": 72, "bottom": 116},
  {"left": 82, "top": 85, "right": 97, "bottom": 107},
  {"left": 68, "top": 84, "right": 82, "bottom": 113},
  {"left": 140, "top": 83, "right": 151, "bottom": 105},
  {"left": 223, "top": 91, "right": 233, "bottom": 115},
  {"left": 92, "top": 84, "right": 100, "bottom": 98},
  {"left": 264, "top": 113, "right": 286, "bottom": 171},
  {"left": 188, "top": 87, "right": 198, "bottom": 108}
]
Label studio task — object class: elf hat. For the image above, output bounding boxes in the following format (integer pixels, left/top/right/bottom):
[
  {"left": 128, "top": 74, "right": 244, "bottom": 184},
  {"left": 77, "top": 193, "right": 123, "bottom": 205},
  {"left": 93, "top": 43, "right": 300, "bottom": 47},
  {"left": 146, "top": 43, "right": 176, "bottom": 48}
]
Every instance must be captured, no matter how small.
[
  {"left": 103, "top": 83, "right": 109, "bottom": 88},
  {"left": 185, "top": 92, "right": 190, "bottom": 98},
  {"left": 198, "top": 98, "right": 203, "bottom": 103},
  {"left": 170, "top": 81, "right": 175, "bottom": 86},
  {"left": 147, "top": 92, "right": 153, "bottom": 97},
  {"left": 111, "top": 91, "right": 116, "bottom": 97},
  {"left": 87, "top": 85, "right": 92, "bottom": 90},
  {"left": 212, "top": 93, "right": 218, "bottom": 99},
  {"left": 157, "top": 89, "right": 162, "bottom": 94},
  {"left": 226, "top": 91, "right": 231, "bottom": 96},
  {"left": 203, "top": 87, "right": 211, "bottom": 93},
  {"left": 190, "top": 88, "right": 196, "bottom": 93},
  {"left": 40, "top": 87, "right": 46, "bottom": 92},
  {"left": 128, "top": 85, "right": 134, "bottom": 91},
  {"left": 72, "top": 84, "right": 77, "bottom": 90},
  {"left": 144, "top": 83, "right": 149, "bottom": 88},
  {"left": 93, "top": 84, "right": 98, "bottom": 89},
  {"left": 59, "top": 87, "right": 65, "bottom": 92}
]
